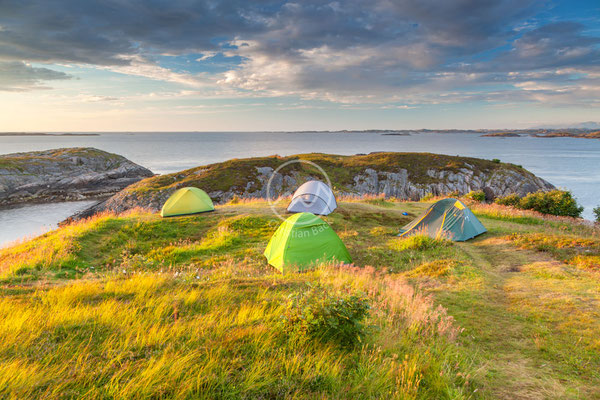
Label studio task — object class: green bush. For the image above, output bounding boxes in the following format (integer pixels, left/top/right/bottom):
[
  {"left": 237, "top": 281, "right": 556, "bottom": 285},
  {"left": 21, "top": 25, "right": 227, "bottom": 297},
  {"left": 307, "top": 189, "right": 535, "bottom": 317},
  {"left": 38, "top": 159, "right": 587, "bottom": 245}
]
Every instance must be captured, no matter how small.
[
  {"left": 495, "top": 193, "right": 521, "bottom": 207},
  {"left": 492, "top": 158, "right": 501, "bottom": 163},
  {"left": 464, "top": 190, "right": 485, "bottom": 202},
  {"left": 495, "top": 190, "right": 583, "bottom": 217},
  {"left": 593, "top": 206, "right": 600, "bottom": 223},
  {"left": 279, "top": 285, "right": 370, "bottom": 348},
  {"left": 519, "top": 190, "right": 583, "bottom": 218}
]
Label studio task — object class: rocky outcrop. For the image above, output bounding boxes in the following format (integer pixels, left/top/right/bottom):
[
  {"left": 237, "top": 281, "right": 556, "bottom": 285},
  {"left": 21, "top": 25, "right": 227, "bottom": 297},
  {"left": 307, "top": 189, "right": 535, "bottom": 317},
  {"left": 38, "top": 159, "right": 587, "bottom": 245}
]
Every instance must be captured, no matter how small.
[
  {"left": 72, "top": 152, "right": 554, "bottom": 219},
  {"left": 349, "top": 166, "right": 553, "bottom": 200},
  {"left": 0, "top": 148, "right": 154, "bottom": 206}
]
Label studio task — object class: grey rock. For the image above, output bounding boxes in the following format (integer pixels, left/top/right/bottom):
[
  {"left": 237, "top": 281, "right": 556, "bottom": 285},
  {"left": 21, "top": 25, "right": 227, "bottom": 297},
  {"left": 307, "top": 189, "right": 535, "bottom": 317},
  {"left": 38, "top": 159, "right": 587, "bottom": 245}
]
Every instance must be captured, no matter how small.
[{"left": 0, "top": 147, "right": 154, "bottom": 207}]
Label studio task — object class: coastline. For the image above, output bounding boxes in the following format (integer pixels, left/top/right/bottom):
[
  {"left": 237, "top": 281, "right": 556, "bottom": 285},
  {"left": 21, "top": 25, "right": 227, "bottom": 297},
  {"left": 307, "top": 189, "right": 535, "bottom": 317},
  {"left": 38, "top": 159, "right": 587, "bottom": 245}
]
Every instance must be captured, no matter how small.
[{"left": 1, "top": 129, "right": 599, "bottom": 139}]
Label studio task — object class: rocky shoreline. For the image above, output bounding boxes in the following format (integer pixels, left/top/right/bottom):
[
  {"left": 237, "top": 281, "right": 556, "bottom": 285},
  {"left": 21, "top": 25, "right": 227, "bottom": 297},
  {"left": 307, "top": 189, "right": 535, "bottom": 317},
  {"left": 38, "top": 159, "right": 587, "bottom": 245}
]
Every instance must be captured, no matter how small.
[{"left": 0, "top": 148, "right": 154, "bottom": 207}]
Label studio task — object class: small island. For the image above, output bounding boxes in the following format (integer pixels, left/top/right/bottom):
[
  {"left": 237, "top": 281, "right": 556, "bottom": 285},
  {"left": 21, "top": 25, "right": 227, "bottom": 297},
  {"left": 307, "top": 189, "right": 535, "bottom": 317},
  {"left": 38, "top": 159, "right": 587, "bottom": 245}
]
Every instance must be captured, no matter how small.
[
  {"left": 272, "top": 128, "right": 600, "bottom": 139},
  {"left": 0, "top": 132, "right": 100, "bottom": 136},
  {"left": 481, "top": 132, "right": 522, "bottom": 137},
  {"left": 480, "top": 129, "right": 600, "bottom": 139}
]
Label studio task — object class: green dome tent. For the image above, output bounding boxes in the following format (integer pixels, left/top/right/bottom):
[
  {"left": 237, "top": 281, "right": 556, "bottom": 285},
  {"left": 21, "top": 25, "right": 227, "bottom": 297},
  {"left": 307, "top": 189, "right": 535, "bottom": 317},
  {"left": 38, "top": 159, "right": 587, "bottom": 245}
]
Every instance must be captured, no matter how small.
[
  {"left": 160, "top": 187, "right": 215, "bottom": 217},
  {"left": 399, "top": 198, "right": 486, "bottom": 241},
  {"left": 264, "top": 212, "right": 352, "bottom": 273}
]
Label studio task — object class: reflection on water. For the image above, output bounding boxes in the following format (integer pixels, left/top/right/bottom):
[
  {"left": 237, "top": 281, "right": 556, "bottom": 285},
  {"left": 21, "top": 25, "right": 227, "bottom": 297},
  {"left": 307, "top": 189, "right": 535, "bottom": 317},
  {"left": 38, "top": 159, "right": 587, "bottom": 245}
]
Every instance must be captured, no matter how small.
[
  {"left": 0, "top": 201, "right": 97, "bottom": 248},
  {"left": 0, "top": 131, "right": 599, "bottom": 247}
]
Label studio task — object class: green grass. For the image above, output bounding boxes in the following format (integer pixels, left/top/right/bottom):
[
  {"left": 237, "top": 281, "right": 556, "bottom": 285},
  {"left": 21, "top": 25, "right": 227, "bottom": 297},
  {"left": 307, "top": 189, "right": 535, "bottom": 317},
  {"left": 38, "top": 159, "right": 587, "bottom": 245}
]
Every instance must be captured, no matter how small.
[{"left": 1, "top": 198, "right": 600, "bottom": 398}]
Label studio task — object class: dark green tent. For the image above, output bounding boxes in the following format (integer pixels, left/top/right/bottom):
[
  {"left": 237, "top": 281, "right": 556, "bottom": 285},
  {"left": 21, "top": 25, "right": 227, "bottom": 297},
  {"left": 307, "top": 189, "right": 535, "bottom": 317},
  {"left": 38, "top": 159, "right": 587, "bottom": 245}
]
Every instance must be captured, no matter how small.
[{"left": 399, "top": 198, "right": 486, "bottom": 241}]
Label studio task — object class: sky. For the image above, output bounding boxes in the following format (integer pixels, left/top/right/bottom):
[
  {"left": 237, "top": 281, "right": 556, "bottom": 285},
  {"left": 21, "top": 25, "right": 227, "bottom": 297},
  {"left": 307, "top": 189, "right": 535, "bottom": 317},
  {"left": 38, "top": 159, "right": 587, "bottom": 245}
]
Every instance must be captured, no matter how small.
[{"left": 0, "top": 0, "right": 598, "bottom": 131}]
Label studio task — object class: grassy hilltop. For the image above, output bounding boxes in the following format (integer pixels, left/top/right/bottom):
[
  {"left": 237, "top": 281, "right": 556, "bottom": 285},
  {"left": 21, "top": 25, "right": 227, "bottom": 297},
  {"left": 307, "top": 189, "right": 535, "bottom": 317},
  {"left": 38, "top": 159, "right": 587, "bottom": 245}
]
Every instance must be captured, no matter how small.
[
  {"left": 1, "top": 197, "right": 599, "bottom": 399},
  {"left": 83, "top": 152, "right": 553, "bottom": 219},
  {"left": 127, "top": 152, "right": 525, "bottom": 193}
]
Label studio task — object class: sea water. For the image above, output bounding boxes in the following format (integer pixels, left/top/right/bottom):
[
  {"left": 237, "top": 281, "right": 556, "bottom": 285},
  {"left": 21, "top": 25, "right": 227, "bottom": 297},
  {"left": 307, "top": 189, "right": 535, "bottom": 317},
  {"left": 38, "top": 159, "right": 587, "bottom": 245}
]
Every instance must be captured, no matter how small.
[{"left": 1, "top": 131, "right": 598, "bottom": 246}]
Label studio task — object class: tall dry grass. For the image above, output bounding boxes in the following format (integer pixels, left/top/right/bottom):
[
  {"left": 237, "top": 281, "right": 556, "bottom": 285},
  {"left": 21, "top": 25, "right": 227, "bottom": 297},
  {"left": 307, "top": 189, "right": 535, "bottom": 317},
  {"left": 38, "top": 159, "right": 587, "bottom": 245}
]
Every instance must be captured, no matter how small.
[{"left": 0, "top": 263, "right": 474, "bottom": 399}]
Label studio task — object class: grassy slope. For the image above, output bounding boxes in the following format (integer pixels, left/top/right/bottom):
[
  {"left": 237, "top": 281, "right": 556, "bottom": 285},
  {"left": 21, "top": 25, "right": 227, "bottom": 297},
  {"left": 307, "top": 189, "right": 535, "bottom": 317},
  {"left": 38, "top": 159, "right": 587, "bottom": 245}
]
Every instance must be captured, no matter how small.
[{"left": 1, "top": 199, "right": 599, "bottom": 399}]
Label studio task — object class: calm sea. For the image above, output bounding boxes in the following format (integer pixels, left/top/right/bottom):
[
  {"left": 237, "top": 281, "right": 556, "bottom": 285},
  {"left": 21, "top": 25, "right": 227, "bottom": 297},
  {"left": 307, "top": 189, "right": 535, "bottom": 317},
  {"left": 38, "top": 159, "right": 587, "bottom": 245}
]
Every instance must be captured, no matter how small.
[{"left": 1, "top": 131, "right": 599, "bottom": 247}]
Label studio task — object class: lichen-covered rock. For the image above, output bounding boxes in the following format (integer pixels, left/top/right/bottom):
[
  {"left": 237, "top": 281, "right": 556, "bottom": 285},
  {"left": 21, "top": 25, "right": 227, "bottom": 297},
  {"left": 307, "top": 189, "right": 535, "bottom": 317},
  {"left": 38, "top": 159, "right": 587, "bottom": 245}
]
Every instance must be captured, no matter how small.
[
  {"left": 73, "top": 152, "right": 554, "bottom": 219},
  {"left": 350, "top": 166, "right": 552, "bottom": 200},
  {"left": 0, "top": 148, "right": 154, "bottom": 206}
]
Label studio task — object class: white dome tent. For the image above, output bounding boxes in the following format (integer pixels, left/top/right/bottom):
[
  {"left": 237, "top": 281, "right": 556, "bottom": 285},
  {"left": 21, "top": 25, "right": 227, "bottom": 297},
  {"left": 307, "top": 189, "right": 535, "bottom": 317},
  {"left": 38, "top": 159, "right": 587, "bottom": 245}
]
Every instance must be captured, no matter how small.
[{"left": 287, "top": 180, "right": 337, "bottom": 216}]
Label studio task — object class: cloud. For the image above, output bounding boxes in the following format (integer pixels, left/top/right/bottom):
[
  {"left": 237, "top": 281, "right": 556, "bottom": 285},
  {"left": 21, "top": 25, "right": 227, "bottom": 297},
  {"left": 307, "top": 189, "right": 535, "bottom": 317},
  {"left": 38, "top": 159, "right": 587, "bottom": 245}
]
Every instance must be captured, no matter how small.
[
  {"left": 491, "top": 22, "right": 600, "bottom": 70},
  {"left": 215, "top": 1, "right": 599, "bottom": 103},
  {"left": 0, "top": 0, "right": 267, "bottom": 65},
  {"left": 0, "top": 0, "right": 598, "bottom": 105},
  {"left": 103, "top": 55, "right": 211, "bottom": 88},
  {"left": 0, "top": 61, "right": 71, "bottom": 91}
]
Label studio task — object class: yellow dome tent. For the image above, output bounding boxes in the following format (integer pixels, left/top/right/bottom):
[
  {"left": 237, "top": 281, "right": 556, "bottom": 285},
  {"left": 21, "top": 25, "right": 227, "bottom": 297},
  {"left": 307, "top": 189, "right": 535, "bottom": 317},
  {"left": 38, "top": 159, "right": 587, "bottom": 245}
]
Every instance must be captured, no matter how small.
[{"left": 160, "top": 187, "right": 214, "bottom": 217}]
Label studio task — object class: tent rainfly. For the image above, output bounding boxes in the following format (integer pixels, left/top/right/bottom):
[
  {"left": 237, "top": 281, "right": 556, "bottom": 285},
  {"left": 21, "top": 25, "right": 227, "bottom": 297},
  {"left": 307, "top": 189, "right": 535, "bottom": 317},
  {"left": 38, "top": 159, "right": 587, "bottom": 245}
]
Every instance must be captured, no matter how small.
[
  {"left": 287, "top": 180, "right": 337, "bottom": 216},
  {"left": 160, "top": 187, "right": 215, "bottom": 217},
  {"left": 264, "top": 212, "right": 352, "bottom": 273},
  {"left": 399, "top": 198, "right": 486, "bottom": 241}
]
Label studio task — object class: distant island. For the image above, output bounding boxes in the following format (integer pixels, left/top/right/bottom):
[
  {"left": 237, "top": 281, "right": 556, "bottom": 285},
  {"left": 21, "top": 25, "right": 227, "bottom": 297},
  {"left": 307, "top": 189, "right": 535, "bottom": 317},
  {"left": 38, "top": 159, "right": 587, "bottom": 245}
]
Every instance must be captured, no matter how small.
[
  {"left": 274, "top": 127, "right": 600, "bottom": 139},
  {"left": 0, "top": 132, "right": 100, "bottom": 136},
  {"left": 358, "top": 128, "right": 600, "bottom": 139},
  {"left": 1, "top": 129, "right": 599, "bottom": 139},
  {"left": 374, "top": 128, "right": 600, "bottom": 139},
  {"left": 481, "top": 130, "right": 600, "bottom": 139},
  {"left": 481, "top": 132, "right": 522, "bottom": 138}
]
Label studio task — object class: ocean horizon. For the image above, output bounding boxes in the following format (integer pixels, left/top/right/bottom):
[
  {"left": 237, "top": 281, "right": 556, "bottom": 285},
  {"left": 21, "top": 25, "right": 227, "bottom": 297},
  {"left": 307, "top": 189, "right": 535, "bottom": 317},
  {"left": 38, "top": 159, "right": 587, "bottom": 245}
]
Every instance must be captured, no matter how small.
[{"left": 1, "top": 131, "right": 599, "bottom": 247}]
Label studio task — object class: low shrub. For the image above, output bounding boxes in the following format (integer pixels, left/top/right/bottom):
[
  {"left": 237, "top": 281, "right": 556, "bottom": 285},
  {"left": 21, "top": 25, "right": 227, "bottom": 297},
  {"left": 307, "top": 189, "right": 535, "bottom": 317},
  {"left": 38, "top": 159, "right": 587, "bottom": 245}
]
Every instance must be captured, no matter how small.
[
  {"left": 519, "top": 190, "right": 583, "bottom": 218},
  {"left": 464, "top": 190, "right": 485, "bottom": 202},
  {"left": 495, "top": 193, "right": 521, "bottom": 207},
  {"left": 279, "top": 285, "right": 370, "bottom": 348},
  {"left": 492, "top": 158, "right": 501, "bottom": 163},
  {"left": 495, "top": 190, "right": 583, "bottom": 218}
]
